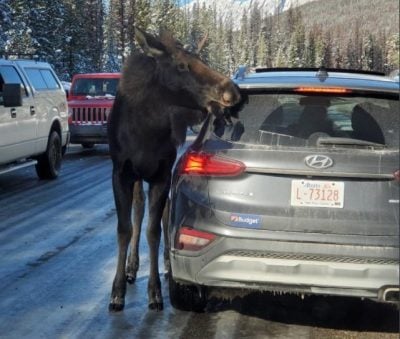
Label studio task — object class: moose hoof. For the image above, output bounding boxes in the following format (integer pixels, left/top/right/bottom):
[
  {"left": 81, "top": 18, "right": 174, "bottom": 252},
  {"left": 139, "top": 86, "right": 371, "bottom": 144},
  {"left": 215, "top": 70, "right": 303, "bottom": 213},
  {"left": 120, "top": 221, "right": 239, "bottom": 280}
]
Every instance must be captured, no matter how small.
[
  {"left": 148, "top": 301, "right": 164, "bottom": 311},
  {"left": 109, "top": 297, "right": 125, "bottom": 312},
  {"left": 126, "top": 273, "right": 136, "bottom": 284}
]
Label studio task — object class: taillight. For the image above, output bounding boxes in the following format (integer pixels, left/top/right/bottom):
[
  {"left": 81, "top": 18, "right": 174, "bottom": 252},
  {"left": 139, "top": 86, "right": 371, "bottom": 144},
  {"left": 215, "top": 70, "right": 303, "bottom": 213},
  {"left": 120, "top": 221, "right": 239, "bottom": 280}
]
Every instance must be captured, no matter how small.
[
  {"left": 180, "top": 151, "right": 245, "bottom": 176},
  {"left": 175, "top": 227, "right": 216, "bottom": 251},
  {"left": 294, "top": 87, "right": 351, "bottom": 94}
]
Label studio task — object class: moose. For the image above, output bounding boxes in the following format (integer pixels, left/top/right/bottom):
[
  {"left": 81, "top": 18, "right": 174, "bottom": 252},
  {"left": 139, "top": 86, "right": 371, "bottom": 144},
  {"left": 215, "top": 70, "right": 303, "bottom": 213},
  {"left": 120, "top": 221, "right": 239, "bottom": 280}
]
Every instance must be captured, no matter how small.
[{"left": 107, "top": 27, "right": 241, "bottom": 312}]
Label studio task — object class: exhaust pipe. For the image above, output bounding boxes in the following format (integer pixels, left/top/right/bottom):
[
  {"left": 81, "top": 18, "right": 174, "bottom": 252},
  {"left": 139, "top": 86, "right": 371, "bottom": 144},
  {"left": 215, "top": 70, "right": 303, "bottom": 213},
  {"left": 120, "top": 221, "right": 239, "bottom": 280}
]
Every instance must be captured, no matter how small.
[{"left": 380, "top": 287, "right": 399, "bottom": 303}]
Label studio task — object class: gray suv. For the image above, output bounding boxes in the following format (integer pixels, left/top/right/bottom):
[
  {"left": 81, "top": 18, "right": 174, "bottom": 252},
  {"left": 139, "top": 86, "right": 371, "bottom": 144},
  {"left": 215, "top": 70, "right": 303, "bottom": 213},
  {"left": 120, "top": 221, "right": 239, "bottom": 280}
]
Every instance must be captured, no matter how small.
[{"left": 168, "top": 67, "right": 399, "bottom": 311}]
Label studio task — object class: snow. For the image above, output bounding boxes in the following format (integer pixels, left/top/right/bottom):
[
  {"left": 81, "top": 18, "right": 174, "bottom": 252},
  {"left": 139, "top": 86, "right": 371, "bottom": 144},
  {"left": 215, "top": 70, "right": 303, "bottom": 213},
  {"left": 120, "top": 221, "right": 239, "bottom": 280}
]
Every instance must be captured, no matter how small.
[{"left": 183, "top": 0, "right": 316, "bottom": 17}]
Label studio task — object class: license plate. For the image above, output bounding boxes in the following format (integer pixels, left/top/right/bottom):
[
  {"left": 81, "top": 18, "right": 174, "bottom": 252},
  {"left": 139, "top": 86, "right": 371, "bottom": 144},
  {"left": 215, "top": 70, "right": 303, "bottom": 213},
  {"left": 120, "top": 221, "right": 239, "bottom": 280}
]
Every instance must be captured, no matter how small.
[{"left": 291, "top": 180, "right": 344, "bottom": 208}]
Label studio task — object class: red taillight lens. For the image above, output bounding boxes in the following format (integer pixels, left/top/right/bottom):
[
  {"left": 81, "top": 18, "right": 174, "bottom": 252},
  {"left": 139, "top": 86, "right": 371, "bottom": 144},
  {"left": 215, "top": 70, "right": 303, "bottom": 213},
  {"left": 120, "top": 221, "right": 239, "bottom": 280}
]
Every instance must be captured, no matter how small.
[
  {"left": 180, "top": 152, "right": 245, "bottom": 176},
  {"left": 175, "top": 227, "right": 216, "bottom": 251}
]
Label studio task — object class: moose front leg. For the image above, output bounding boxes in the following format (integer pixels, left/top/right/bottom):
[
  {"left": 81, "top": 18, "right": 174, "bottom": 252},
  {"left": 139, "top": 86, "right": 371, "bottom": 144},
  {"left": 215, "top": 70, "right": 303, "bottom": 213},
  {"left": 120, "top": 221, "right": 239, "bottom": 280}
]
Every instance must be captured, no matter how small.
[
  {"left": 126, "top": 180, "right": 145, "bottom": 284},
  {"left": 109, "top": 169, "right": 134, "bottom": 312},
  {"left": 146, "top": 180, "right": 170, "bottom": 311}
]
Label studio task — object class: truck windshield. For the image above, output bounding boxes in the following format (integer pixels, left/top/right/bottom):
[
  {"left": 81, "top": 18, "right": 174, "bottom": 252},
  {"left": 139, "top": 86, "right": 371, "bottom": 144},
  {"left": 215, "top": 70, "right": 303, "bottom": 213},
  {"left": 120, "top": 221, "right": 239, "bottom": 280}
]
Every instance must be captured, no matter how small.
[{"left": 71, "top": 78, "right": 119, "bottom": 97}]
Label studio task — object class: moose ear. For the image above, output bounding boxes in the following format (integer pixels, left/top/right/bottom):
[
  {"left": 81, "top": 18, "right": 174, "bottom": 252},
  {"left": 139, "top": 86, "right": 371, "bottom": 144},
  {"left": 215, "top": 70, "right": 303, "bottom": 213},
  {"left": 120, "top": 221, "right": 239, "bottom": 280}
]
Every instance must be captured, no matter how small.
[{"left": 134, "top": 27, "right": 166, "bottom": 57}]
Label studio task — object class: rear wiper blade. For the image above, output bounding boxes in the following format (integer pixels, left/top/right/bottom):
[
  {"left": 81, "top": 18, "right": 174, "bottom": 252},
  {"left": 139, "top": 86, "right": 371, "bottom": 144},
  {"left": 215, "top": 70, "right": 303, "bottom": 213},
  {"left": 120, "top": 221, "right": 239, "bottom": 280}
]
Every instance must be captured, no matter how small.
[{"left": 316, "top": 137, "right": 386, "bottom": 148}]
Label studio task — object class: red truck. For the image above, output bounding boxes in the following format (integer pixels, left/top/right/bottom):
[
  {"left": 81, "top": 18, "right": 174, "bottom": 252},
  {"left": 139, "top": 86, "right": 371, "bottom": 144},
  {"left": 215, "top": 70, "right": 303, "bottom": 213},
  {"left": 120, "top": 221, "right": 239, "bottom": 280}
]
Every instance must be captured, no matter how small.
[{"left": 67, "top": 73, "right": 120, "bottom": 148}]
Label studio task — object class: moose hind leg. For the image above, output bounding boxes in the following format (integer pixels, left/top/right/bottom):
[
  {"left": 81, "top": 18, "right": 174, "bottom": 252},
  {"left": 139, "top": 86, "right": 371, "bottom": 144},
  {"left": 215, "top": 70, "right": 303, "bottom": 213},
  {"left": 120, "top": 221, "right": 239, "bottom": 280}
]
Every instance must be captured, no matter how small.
[
  {"left": 109, "top": 168, "right": 134, "bottom": 312},
  {"left": 146, "top": 181, "right": 170, "bottom": 311},
  {"left": 127, "top": 180, "right": 145, "bottom": 284},
  {"left": 161, "top": 197, "right": 171, "bottom": 279}
]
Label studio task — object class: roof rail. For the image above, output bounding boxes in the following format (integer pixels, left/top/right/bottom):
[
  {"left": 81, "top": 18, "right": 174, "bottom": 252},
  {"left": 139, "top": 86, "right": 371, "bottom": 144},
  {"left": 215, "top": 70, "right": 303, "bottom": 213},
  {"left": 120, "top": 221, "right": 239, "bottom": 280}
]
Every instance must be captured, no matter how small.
[{"left": 254, "top": 67, "right": 385, "bottom": 76}]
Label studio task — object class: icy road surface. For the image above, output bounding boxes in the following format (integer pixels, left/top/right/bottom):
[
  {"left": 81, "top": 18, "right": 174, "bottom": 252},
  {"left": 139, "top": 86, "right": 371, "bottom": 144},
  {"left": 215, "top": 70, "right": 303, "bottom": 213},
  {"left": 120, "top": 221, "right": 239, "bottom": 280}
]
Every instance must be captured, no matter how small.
[{"left": 0, "top": 143, "right": 398, "bottom": 339}]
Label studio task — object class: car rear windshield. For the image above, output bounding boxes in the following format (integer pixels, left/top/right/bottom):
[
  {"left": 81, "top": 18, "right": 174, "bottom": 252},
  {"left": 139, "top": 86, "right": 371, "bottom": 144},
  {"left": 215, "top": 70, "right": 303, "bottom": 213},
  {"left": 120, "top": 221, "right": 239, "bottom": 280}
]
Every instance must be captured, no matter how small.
[
  {"left": 214, "top": 92, "right": 399, "bottom": 149},
  {"left": 71, "top": 78, "right": 119, "bottom": 97}
]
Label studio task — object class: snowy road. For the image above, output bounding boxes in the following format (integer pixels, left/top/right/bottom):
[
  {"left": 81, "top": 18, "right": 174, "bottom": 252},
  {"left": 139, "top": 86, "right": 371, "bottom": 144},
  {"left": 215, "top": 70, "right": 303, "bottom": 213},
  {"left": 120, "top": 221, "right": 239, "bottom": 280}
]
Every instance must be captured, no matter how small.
[{"left": 0, "top": 144, "right": 398, "bottom": 339}]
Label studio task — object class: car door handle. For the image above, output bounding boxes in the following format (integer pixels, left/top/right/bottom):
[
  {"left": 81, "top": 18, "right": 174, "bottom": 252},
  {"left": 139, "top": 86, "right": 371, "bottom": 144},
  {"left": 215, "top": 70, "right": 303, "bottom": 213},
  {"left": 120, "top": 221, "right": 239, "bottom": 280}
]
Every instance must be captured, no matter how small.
[
  {"left": 30, "top": 106, "right": 35, "bottom": 115},
  {"left": 10, "top": 108, "right": 17, "bottom": 118}
]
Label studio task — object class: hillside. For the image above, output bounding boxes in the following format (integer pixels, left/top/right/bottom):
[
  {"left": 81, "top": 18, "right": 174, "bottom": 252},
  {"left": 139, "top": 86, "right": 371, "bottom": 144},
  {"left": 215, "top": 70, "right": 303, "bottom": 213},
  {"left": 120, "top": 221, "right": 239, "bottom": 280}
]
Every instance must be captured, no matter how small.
[
  {"left": 297, "top": 0, "right": 399, "bottom": 37},
  {"left": 183, "top": 0, "right": 317, "bottom": 16}
]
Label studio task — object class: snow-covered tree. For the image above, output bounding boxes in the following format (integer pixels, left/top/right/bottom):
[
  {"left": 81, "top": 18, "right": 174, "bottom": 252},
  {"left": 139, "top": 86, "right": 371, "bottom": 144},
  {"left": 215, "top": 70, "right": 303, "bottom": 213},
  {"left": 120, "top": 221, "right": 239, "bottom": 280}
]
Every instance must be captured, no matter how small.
[
  {"left": 304, "top": 30, "right": 316, "bottom": 67},
  {"left": 386, "top": 33, "right": 399, "bottom": 71},
  {"left": 0, "top": 0, "right": 13, "bottom": 52}
]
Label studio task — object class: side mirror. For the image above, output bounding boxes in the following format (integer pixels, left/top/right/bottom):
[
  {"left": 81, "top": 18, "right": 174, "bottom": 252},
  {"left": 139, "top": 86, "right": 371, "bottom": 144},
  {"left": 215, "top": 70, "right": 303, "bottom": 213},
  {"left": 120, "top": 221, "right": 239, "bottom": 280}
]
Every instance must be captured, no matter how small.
[{"left": 3, "top": 83, "right": 23, "bottom": 107}]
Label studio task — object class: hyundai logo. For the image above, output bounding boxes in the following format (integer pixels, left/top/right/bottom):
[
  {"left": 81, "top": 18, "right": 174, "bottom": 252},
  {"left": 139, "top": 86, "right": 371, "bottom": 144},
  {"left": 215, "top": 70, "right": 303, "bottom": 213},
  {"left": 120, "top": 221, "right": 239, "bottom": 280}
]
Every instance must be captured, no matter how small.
[{"left": 304, "top": 155, "right": 333, "bottom": 169}]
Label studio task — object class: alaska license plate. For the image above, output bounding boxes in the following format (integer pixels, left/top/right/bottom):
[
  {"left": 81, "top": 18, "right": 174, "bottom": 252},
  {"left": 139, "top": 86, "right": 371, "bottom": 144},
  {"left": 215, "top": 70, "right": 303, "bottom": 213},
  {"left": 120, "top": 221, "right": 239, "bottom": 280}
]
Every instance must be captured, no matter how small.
[{"left": 291, "top": 180, "right": 344, "bottom": 208}]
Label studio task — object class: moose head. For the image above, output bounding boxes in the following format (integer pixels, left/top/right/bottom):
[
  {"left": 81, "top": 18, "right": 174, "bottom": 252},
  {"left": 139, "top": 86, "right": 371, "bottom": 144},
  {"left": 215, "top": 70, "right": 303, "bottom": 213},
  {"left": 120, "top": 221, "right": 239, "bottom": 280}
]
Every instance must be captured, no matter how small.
[{"left": 132, "top": 27, "right": 241, "bottom": 114}]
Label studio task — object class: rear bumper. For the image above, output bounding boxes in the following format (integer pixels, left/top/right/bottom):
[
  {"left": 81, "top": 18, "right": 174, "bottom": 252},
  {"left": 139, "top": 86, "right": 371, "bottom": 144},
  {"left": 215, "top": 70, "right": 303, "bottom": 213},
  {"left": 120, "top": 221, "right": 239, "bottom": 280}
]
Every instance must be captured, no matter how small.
[
  {"left": 69, "top": 124, "right": 108, "bottom": 144},
  {"left": 170, "top": 238, "right": 399, "bottom": 303}
]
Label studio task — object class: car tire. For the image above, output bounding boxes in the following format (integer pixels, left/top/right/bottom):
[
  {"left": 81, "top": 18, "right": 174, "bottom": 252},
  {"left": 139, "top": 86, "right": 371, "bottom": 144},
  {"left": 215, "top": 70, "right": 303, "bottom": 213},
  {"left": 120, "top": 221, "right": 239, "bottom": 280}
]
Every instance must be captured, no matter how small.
[
  {"left": 82, "top": 143, "right": 95, "bottom": 149},
  {"left": 168, "top": 273, "right": 207, "bottom": 312},
  {"left": 35, "top": 131, "right": 62, "bottom": 180}
]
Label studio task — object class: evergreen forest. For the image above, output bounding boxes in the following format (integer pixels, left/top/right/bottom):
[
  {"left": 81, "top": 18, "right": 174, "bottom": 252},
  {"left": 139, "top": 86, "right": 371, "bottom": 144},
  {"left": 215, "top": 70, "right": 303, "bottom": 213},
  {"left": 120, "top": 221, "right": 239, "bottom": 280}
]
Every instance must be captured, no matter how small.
[{"left": 1, "top": 0, "right": 398, "bottom": 81}]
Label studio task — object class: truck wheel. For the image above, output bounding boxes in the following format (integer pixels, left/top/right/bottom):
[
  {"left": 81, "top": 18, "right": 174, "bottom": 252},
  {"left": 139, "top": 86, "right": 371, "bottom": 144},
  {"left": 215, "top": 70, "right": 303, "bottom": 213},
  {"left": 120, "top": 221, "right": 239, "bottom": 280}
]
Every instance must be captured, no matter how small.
[
  {"left": 168, "top": 274, "right": 207, "bottom": 312},
  {"left": 36, "top": 131, "right": 62, "bottom": 179}
]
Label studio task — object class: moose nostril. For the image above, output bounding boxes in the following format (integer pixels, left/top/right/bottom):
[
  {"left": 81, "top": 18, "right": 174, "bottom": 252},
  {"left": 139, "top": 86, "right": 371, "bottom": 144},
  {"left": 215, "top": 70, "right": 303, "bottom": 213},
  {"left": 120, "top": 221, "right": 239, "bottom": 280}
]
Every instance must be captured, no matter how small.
[{"left": 223, "top": 91, "right": 232, "bottom": 104}]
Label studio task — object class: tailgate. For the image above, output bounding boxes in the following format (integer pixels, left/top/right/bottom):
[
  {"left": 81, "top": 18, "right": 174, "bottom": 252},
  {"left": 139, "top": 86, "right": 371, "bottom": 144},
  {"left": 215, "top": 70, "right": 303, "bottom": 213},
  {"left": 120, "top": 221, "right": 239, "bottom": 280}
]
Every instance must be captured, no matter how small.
[{"left": 207, "top": 147, "right": 399, "bottom": 238}]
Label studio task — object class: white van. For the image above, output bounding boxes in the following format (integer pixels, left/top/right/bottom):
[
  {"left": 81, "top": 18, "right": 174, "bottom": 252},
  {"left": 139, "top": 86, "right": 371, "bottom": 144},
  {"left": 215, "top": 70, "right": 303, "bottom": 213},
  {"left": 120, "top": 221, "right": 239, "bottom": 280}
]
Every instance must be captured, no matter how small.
[{"left": 0, "top": 59, "right": 69, "bottom": 179}]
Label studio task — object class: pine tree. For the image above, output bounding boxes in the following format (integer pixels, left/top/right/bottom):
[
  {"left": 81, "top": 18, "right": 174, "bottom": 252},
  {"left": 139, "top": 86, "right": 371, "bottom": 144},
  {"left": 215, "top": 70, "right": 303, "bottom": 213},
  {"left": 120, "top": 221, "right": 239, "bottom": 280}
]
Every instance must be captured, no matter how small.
[
  {"left": 249, "top": 2, "right": 262, "bottom": 67},
  {"left": 187, "top": 2, "right": 204, "bottom": 51},
  {"left": 83, "top": 0, "right": 104, "bottom": 72},
  {"left": 0, "top": 0, "right": 13, "bottom": 53},
  {"left": 238, "top": 11, "right": 249, "bottom": 66},
  {"left": 134, "top": 0, "right": 151, "bottom": 30},
  {"left": 304, "top": 30, "right": 316, "bottom": 67},
  {"left": 262, "top": 15, "right": 274, "bottom": 68},
  {"left": 288, "top": 19, "right": 305, "bottom": 67},
  {"left": 386, "top": 33, "right": 399, "bottom": 72},
  {"left": 6, "top": 0, "right": 36, "bottom": 56},
  {"left": 315, "top": 31, "right": 332, "bottom": 68},
  {"left": 345, "top": 37, "right": 357, "bottom": 69},
  {"left": 151, "top": 0, "right": 180, "bottom": 33},
  {"left": 224, "top": 15, "right": 237, "bottom": 75},
  {"left": 256, "top": 28, "right": 267, "bottom": 68},
  {"left": 60, "top": 0, "right": 100, "bottom": 78}
]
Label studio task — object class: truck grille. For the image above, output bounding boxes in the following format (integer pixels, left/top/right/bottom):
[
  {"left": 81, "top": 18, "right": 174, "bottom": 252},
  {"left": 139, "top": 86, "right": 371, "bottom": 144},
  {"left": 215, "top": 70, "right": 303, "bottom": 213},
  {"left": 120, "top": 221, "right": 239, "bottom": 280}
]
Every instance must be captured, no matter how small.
[{"left": 70, "top": 107, "right": 109, "bottom": 124}]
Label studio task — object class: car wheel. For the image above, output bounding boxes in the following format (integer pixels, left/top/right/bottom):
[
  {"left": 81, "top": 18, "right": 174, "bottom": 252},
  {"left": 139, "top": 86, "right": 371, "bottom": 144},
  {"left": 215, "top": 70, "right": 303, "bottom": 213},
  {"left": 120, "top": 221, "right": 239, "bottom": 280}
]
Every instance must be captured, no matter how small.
[
  {"left": 168, "top": 273, "right": 207, "bottom": 312},
  {"left": 35, "top": 131, "right": 62, "bottom": 180},
  {"left": 82, "top": 143, "right": 95, "bottom": 149}
]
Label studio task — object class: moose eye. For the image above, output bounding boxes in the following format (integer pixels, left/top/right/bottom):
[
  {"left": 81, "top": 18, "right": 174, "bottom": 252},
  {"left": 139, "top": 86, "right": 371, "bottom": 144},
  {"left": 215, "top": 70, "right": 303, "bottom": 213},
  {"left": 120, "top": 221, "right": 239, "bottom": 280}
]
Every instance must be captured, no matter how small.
[{"left": 177, "top": 63, "right": 189, "bottom": 72}]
